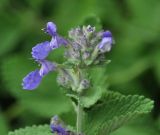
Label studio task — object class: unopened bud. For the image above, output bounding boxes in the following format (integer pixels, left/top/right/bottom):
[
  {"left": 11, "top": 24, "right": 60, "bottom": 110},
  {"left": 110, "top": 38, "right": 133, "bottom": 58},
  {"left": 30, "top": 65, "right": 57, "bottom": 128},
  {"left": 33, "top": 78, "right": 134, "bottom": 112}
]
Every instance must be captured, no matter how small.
[{"left": 78, "top": 79, "right": 90, "bottom": 93}]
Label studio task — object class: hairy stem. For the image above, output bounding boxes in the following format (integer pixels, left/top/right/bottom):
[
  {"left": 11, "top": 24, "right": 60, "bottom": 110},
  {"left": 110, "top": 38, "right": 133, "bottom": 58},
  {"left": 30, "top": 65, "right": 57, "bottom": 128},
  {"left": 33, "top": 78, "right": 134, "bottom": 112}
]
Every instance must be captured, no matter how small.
[{"left": 77, "top": 97, "right": 83, "bottom": 135}]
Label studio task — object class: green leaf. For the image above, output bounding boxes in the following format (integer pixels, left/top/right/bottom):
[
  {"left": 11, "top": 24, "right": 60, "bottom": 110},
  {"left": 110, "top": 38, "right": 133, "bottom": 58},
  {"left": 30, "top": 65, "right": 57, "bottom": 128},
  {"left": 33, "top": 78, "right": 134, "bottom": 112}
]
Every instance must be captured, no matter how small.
[
  {"left": 2, "top": 54, "right": 72, "bottom": 117},
  {"left": 89, "top": 66, "right": 109, "bottom": 87},
  {"left": 81, "top": 67, "right": 108, "bottom": 108},
  {"left": 84, "top": 91, "right": 154, "bottom": 135},
  {"left": 8, "top": 125, "right": 53, "bottom": 135},
  {"left": 81, "top": 86, "right": 106, "bottom": 108}
]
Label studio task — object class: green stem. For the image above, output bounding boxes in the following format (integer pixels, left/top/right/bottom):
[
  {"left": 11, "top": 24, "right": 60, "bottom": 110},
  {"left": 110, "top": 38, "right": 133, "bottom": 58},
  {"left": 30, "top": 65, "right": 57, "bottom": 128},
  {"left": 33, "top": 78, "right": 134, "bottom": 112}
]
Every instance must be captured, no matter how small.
[{"left": 77, "top": 97, "right": 83, "bottom": 135}]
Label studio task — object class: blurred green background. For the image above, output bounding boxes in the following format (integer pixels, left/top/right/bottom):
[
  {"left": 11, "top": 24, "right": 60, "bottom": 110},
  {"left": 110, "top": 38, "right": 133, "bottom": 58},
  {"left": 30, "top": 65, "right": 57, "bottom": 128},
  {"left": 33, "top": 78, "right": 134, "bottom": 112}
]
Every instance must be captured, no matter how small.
[{"left": 0, "top": 0, "right": 160, "bottom": 134}]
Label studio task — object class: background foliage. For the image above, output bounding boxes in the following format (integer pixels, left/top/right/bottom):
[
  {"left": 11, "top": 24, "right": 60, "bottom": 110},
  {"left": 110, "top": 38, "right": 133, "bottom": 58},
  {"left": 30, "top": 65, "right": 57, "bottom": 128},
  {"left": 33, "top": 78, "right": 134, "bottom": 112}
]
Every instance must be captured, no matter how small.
[{"left": 0, "top": 0, "right": 160, "bottom": 135}]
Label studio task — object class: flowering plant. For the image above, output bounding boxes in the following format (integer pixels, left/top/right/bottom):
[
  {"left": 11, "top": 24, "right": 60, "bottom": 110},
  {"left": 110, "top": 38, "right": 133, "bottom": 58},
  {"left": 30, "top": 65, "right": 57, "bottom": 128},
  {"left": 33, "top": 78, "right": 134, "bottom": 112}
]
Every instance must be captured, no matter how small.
[{"left": 8, "top": 22, "right": 153, "bottom": 135}]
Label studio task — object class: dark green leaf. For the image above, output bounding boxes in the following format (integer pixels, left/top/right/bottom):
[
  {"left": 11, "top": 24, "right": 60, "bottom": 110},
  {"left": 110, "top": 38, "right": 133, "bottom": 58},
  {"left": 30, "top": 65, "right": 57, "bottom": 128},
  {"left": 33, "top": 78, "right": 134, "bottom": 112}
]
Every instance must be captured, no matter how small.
[{"left": 84, "top": 91, "right": 153, "bottom": 135}]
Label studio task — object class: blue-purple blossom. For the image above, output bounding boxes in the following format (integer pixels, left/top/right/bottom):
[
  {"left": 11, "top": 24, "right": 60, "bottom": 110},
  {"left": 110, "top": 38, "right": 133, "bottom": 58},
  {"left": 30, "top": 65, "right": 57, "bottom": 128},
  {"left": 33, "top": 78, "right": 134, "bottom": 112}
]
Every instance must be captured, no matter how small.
[
  {"left": 44, "top": 22, "right": 68, "bottom": 49},
  {"left": 44, "top": 22, "right": 57, "bottom": 36},
  {"left": 22, "top": 61, "right": 56, "bottom": 90},
  {"left": 50, "top": 116, "right": 68, "bottom": 135},
  {"left": 98, "top": 31, "right": 113, "bottom": 53},
  {"left": 32, "top": 41, "right": 52, "bottom": 60},
  {"left": 39, "top": 60, "right": 56, "bottom": 76},
  {"left": 50, "top": 35, "right": 68, "bottom": 49},
  {"left": 22, "top": 22, "right": 69, "bottom": 90},
  {"left": 22, "top": 22, "right": 113, "bottom": 91},
  {"left": 22, "top": 70, "right": 42, "bottom": 90},
  {"left": 50, "top": 124, "right": 68, "bottom": 135},
  {"left": 103, "top": 30, "right": 112, "bottom": 39}
]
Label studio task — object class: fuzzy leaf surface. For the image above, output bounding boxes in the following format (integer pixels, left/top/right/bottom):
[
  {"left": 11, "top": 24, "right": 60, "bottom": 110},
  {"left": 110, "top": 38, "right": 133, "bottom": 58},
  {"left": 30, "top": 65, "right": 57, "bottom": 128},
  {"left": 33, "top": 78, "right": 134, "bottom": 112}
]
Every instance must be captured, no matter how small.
[{"left": 84, "top": 92, "right": 154, "bottom": 135}]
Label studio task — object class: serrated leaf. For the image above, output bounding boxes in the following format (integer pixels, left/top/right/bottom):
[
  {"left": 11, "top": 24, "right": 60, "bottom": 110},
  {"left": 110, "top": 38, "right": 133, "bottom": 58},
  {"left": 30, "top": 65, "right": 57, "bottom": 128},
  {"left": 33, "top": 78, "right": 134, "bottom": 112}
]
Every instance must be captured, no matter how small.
[
  {"left": 8, "top": 125, "right": 53, "bottom": 135},
  {"left": 1, "top": 54, "right": 72, "bottom": 117},
  {"left": 84, "top": 91, "right": 154, "bottom": 135}
]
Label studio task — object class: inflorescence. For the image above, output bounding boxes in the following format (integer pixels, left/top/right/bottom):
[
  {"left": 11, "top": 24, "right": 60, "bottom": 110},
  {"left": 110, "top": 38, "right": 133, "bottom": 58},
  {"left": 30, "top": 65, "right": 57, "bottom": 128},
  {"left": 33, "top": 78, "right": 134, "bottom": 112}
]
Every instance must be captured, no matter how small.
[
  {"left": 22, "top": 21, "right": 113, "bottom": 135},
  {"left": 22, "top": 22, "right": 113, "bottom": 91}
]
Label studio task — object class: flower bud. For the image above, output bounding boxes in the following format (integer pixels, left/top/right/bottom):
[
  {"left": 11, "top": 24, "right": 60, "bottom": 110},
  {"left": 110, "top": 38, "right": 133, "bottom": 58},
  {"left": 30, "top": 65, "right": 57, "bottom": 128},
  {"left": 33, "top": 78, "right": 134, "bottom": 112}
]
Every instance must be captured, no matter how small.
[
  {"left": 57, "top": 69, "right": 72, "bottom": 89},
  {"left": 98, "top": 31, "right": 113, "bottom": 53},
  {"left": 50, "top": 115, "right": 68, "bottom": 135},
  {"left": 64, "top": 48, "right": 81, "bottom": 65},
  {"left": 77, "top": 79, "right": 90, "bottom": 93},
  {"left": 82, "top": 51, "right": 90, "bottom": 60},
  {"left": 82, "top": 25, "right": 95, "bottom": 39}
]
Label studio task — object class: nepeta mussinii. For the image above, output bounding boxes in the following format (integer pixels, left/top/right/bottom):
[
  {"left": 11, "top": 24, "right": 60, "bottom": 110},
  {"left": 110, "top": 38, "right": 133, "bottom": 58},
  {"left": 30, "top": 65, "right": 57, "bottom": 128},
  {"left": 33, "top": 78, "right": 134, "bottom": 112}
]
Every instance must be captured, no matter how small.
[{"left": 22, "top": 21, "right": 113, "bottom": 135}]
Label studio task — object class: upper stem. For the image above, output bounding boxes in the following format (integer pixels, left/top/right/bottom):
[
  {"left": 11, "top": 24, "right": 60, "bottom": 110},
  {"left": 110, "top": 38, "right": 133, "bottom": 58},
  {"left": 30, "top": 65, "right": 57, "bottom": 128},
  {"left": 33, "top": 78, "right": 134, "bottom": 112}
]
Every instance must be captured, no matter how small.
[{"left": 77, "top": 97, "right": 83, "bottom": 135}]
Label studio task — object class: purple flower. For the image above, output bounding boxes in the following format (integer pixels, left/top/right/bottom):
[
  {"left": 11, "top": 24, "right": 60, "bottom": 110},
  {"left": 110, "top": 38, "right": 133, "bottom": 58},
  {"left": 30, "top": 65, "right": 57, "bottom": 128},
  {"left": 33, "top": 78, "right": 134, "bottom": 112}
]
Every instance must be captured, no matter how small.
[
  {"left": 22, "top": 22, "right": 67, "bottom": 90},
  {"left": 50, "top": 116, "right": 68, "bottom": 135},
  {"left": 50, "top": 124, "right": 68, "bottom": 135},
  {"left": 22, "top": 70, "right": 42, "bottom": 90},
  {"left": 44, "top": 22, "right": 57, "bottom": 36},
  {"left": 32, "top": 41, "right": 52, "bottom": 60},
  {"left": 43, "top": 22, "right": 68, "bottom": 49},
  {"left": 39, "top": 60, "right": 56, "bottom": 76},
  {"left": 103, "top": 30, "right": 112, "bottom": 38},
  {"left": 50, "top": 36, "right": 68, "bottom": 49},
  {"left": 22, "top": 61, "right": 56, "bottom": 90},
  {"left": 98, "top": 31, "right": 113, "bottom": 53}
]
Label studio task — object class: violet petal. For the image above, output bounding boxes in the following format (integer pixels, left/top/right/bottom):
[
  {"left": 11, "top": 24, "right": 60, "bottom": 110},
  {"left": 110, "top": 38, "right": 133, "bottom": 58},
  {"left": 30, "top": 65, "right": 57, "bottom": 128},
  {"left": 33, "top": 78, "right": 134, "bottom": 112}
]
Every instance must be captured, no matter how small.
[
  {"left": 32, "top": 41, "right": 51, "bottom": 60},
  {"left": 39, "top": 60, "right": 56, "bottom": 76},
  {"left": 22, "top": 70, "right": 42, "bottom": 90}
]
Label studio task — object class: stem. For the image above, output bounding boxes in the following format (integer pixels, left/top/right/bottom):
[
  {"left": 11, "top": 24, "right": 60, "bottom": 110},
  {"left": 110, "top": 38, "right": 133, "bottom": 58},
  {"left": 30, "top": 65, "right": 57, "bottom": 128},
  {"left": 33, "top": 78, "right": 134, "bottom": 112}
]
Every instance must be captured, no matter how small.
[{"left": 77, "top": 97, "right": 83, "bottom": 135}]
